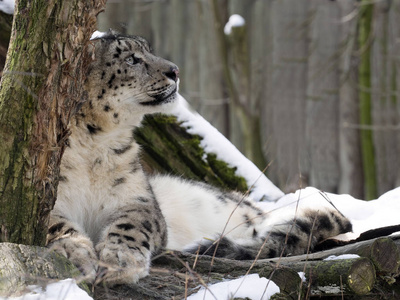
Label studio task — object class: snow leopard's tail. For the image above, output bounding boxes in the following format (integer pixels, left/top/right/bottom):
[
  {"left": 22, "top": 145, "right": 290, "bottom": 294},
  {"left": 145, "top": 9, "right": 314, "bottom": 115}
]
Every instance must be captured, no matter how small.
[{"left": 185, "top": 208, "right": 352, "bottom": 260}]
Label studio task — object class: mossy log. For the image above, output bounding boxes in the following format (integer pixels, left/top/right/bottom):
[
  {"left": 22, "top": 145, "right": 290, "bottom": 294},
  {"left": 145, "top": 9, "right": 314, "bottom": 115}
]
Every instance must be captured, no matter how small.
[
  {"left": 135, "top": 114, "right": 248, "bottom": 193},
  {"left": 356, "top": 238, "right": 400, "bottom": 275},
  {"left": 2, "top": 242, "right": 398, "bottom": 299},
  {"left": 0, "top": 242, "right": 90, "bottom": 297},
  {"left": 153, "top": 251, "right": 301, "bottom": 297},
  {"left": 269, "top": 237, "right": 400, "bottom": 276},
  {"left": 95, "top": 251, "right": 302, "bottom": 300},
  {"left": 284, "top": 257, "right": 376, "bottom": 296},
  {"left": 94, "top": 248, "right": 400, "bottom": 300}
]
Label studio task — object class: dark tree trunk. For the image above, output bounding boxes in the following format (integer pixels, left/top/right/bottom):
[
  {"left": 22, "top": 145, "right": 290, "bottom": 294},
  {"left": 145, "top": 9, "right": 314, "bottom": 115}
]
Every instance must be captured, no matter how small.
[{"left": 0, "top": 0, "right": 106, "bottom": 246}]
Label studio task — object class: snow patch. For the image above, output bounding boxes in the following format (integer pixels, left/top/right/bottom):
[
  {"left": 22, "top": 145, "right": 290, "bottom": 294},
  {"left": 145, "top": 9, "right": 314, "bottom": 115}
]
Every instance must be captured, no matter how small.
[
  {"left": 317, "top": 285, "right": 342, "bottom": 294},
  {"left": 0, "top": 279, "right": 92, "bottom": 300},
  {"left": 187, "top": 274, "right": 279, "bottom": 300},
  {"left": 324, "top": 254, "right": 360, "bottom": 261},
  {"left": 0, "top": 0, "right": 14, "bottom": 14},
  {"left": 171, "top": 94, "right": 284, "bottom": 201},
  {"left": 256, "top": 186, "right": 400, "bottom": 240},
  {"left": 298, "top": 272, "right": 307, "bottom": 282},
  {"left": 224, "top": 14, "right": 245, "bottom": 35}
]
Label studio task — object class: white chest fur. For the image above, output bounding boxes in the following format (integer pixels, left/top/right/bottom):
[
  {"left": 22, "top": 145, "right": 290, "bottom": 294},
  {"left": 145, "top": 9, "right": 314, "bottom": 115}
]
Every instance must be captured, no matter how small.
[{"left": 54, "top": 122, "right": 149, "bottom": 244}]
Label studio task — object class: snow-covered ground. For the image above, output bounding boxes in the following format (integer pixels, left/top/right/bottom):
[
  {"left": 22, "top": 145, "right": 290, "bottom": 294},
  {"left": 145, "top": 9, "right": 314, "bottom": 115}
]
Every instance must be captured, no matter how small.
[
  {"left": 0, "top": 279, "right": 91, "bottom": 300},
  {"left": 187, "top": 274, "right": 279, "bottom": 300},
  {"left": 184, "top": 188, "right": 400, "bottom": 299},
  {"left": 171, "top": 94, "right": 400, "bottom": 241},
  {"left": 169, "top": 94, "right": 400, "bottom": 299}
]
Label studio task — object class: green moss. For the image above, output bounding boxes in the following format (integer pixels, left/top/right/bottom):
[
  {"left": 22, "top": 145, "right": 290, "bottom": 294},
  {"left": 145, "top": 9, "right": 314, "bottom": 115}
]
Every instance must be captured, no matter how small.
[
  {"left": 206, "top": 153, "right": 247, "bottom": 192},
  {"left": 358, "top": 0, "right": 377, "bottom": 200},
  {"left": 135, "top": 114, "right": 248, "bottom": 193}
]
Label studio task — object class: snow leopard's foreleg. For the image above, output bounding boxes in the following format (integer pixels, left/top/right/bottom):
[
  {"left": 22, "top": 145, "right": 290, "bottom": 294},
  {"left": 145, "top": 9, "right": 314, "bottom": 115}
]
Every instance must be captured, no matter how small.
[
  {"left": 46, "top": 215, "right": 98, "bottom": 282},
  {"left": 95, "top": 200, "right": 167, "bottom": 285}
]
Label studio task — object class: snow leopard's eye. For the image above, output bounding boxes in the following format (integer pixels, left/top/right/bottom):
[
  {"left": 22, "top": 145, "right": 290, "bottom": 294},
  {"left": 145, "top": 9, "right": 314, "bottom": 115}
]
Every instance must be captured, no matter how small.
[{"left": 125, "top": 54, "right": 141, "bottom": 66}]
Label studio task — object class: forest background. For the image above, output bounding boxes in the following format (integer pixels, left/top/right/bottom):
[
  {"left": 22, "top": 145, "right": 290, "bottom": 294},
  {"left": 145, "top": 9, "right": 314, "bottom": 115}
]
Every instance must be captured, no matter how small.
[{"left": 98, "top": 0, "right": 400, "bottom": 200}]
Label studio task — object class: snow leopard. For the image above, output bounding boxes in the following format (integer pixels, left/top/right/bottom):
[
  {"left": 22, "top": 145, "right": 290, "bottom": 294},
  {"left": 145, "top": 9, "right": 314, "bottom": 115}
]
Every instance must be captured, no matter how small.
[{"left": 46, "top": 32, "right": 352, "bottom": 286}]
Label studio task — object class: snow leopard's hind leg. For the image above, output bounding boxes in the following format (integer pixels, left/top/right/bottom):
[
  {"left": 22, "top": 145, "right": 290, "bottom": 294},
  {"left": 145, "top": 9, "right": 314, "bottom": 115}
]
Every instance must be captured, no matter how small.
[
  {"left": 187, "top": 207, "right": 352, "bottom": 260},
  {"left": 46, "top": 215, "right": 98, "bottom": 282}
]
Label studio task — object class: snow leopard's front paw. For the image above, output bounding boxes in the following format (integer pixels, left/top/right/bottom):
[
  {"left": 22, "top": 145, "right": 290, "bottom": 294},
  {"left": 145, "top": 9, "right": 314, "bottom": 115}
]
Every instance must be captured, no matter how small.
[
  {"left": 48, "top": 237, "right": 98, "bottom": 283},
  {"left": 96, "top": 242, "right": 150, "bottom": 285}
]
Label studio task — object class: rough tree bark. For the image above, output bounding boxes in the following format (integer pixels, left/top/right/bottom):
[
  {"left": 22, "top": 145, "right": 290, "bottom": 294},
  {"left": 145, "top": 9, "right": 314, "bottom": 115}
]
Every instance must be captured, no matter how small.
[{"left": 0, "top": 0, "right": 106, "bottom": 245}]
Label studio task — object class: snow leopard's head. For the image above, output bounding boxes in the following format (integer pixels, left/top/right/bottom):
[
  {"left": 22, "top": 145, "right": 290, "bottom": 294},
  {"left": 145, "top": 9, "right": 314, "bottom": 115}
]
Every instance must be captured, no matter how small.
[{"left": 81, "top": 32, "right": 179, "bottom": 131}]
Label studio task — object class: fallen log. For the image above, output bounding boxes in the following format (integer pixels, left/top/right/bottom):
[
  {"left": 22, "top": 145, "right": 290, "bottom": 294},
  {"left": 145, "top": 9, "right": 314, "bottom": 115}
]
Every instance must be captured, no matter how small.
[
  {"left": 282, "top": 257, "right": 376, "bottom": 296},
  {"left": 95, "top": 251, "right": 378, "bottom": 299},
  {"left": 358, "top": 237, "right": 400, "bottom": 275},
  {"left": 0, "top": 241, "right": 398, "bottom": 299},
  {"left": 153, "top": 251, "right": 302, "bottom": 298},
  {"left": 267, "top": 237, "right": 400, "bottom": 276}
]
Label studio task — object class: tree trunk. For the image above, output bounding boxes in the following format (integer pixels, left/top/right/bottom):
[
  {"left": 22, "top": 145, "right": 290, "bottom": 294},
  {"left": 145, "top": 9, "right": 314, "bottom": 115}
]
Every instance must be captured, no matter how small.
[
  {"left": 338, "top": 1, "right": 363, "bottom": 198},
  {"left": 305, "top": 2, "right": 341, "bottom": 193},
  {"left": 358, "top": 0, "right": 377, "bottom": 200},
  {"left": 210, "top": 0, "right": 267, "bottom": 170},
  {"left": 0, "top": 0, "right": 106, "bottom": 245}
]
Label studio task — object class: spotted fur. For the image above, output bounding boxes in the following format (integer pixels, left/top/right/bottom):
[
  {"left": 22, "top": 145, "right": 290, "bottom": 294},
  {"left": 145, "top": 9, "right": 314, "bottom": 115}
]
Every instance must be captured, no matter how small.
[
  {"left": 48, "top": 32, "right": 177, "bottom": 285},
  {"left": 47, "top": 33, "right": 352, "bottom": 286},
  {"left": 151, "top": 175, "right": 352, "bottom": 260}
]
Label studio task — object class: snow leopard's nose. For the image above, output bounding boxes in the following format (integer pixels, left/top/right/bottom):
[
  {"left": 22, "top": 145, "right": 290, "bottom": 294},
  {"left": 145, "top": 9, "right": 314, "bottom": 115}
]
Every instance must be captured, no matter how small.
[{"left": 164, "top": 66, "right": 179, "bottom": 82}]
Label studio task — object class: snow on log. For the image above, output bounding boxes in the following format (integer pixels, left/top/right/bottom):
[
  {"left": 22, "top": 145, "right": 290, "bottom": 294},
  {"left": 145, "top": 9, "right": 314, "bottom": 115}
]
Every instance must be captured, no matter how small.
[{"left": 135, "top": 99, "right": 284, "bottom": 202}]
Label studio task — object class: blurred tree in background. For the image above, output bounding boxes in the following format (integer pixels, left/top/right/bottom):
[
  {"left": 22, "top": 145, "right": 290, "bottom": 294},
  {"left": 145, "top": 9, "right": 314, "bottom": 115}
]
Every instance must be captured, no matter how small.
[{"left": 98, "top": 0, "right": 400, "bottom": 200}]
